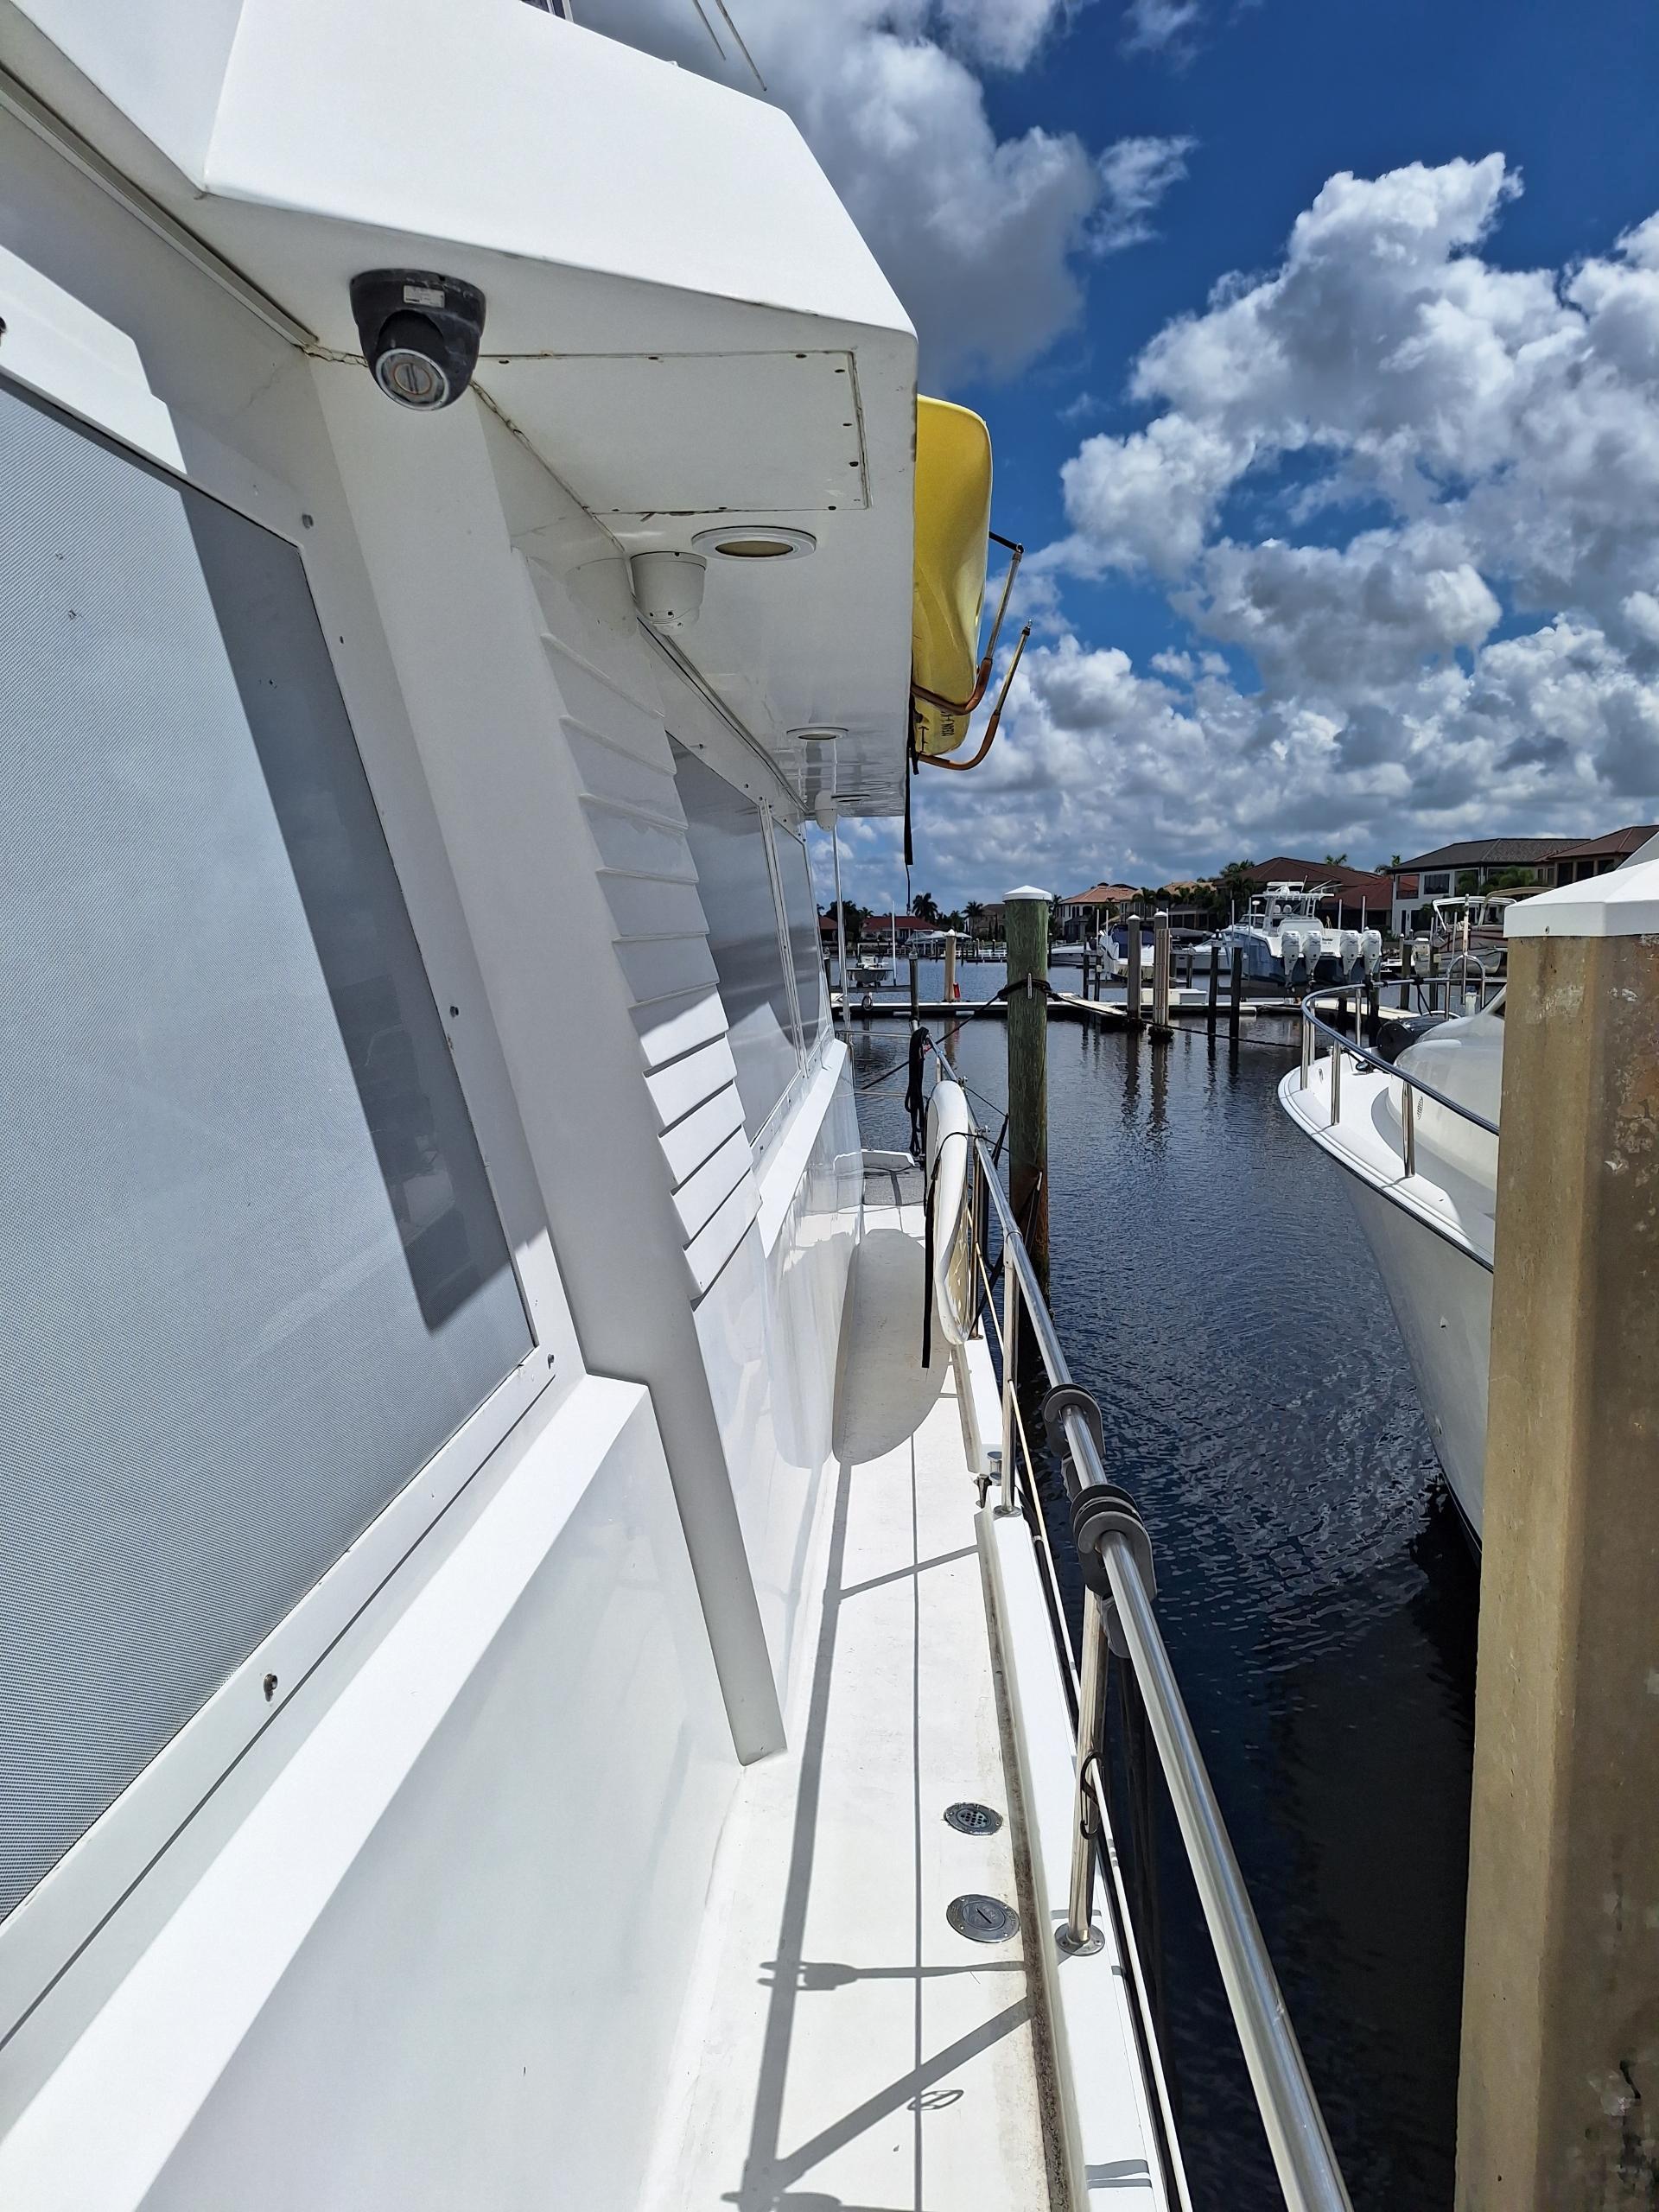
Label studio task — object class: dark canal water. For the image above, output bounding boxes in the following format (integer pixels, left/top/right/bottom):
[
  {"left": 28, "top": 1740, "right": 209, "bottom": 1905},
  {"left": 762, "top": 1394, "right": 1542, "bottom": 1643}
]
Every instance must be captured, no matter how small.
[{"left": 849, "top": 1000, "right": 1479, "bottom": 2212}]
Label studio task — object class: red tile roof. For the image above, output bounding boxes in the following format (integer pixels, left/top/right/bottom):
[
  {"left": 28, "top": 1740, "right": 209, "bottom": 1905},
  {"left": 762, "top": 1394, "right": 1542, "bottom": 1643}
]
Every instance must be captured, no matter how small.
[{"left": 1550, "top": 823, "right": 1659, "bottom": 860}]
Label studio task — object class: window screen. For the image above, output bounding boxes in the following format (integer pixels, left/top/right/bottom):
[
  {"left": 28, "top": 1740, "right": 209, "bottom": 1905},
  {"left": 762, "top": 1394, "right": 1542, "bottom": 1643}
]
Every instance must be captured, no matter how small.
[
  {"left": 773, "top": 823, "right": 828, "bottom": 1047},
  {"left": 672, "top": 744, "right": 799, "bottom": 1137},
  {"left": 0, "top": 382, "right": 532, "bottom": 1923}
]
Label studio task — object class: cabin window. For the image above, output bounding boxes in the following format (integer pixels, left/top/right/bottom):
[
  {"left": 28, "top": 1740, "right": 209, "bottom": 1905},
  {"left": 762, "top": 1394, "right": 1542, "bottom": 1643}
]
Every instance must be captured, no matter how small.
[
  {"left": 672, "top": 743, "right": 800, "bottom": 1137},
  {"left": 0, "top": 382, "right": 532, "bottom": 1923},
  {"left": 771, "top": 822, "right": 829, "bottom": 1049}
]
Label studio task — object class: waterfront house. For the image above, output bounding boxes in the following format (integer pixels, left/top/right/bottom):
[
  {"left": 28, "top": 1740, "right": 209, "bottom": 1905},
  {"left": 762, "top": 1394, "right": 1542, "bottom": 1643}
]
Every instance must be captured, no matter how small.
[{"left": 1388, "top": 838, "right": 1573, "bottom": 934}]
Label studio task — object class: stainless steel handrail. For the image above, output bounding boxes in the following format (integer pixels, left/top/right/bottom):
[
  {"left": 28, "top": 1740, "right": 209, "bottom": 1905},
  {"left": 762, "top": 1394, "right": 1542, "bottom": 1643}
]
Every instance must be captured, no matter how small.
[
  {"left": 935, "top": 1050, "right": 1353, "bottom": 2212},
  {"left": 1298, "top": 994, "right": 1499, "bottom": 1138}
]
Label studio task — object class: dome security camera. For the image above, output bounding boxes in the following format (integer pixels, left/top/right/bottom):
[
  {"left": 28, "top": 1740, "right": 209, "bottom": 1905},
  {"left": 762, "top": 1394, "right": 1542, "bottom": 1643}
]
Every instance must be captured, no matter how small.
[{"left": 349, "top": 271, "right": 486, "bottom": 411}]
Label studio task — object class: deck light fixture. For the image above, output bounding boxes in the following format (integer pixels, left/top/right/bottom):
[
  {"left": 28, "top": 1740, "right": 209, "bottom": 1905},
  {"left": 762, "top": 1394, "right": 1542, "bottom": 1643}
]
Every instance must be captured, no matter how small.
[
  {"left": 350, "top": 270, "right": 486, "bottom": 410},
  {"left": 690, "top": 525, "right": 817, "bottom": 563}
]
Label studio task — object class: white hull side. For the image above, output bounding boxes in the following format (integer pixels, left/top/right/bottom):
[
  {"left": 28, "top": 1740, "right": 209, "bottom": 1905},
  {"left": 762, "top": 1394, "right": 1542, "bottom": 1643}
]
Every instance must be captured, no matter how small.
[{"left": 1342, "top": 1176, "right": 1491, "bottom": 1543}]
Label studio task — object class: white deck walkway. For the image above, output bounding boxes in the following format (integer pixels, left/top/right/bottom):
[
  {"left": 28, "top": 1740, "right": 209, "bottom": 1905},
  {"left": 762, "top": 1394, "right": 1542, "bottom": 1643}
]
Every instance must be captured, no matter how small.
[{"left": 645, "top": 1194, "right": 1058, "bottom": 2211}]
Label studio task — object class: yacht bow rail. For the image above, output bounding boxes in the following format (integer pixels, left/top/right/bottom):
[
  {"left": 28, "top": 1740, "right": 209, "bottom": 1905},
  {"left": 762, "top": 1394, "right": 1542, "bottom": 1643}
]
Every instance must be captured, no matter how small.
[
  {"left": 935, "top": 1050, "right": 1354, "bottom": 2212},
  {"left": 1297, "top": 991, "right": 1497, "bottom": 1181}
]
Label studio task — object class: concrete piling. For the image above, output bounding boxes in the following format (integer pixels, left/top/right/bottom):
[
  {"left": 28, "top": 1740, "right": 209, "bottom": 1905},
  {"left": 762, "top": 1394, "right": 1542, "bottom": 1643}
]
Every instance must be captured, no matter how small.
[
  {"left": 1457, "top": 863, "right": 1659, "bottom": 2209},
  {"left": 1126, "top": 914, "right": 1143, "bottom": 1031},
  {"left": 1228, "top": 945, "right": 1243, "bottom": 1040}
]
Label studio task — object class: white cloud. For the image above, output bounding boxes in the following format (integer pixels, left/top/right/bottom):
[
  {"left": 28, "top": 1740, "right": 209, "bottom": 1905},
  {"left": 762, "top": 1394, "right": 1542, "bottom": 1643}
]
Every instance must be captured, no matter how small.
[
  {"left": 840, "top": 158, "right": 1659, "bottom": 904},
  {"left": 1186, "top": 527, "right": 1502, "bottom": 692},
  {"left": 1093, "top": 134, "right": 1196, "bottom": 253},
  {"left": 572, "top": 0, "right": 1109, "bottom": 381},
  {"left": 935, "top": 0, "right": 1076, "bottom": 68},
  {"left": 1058, "top": 413, "right": 1250, "bottom": 575},
  {"left": 1122, "top": 0, "right": 1203, "bottom": 57}
]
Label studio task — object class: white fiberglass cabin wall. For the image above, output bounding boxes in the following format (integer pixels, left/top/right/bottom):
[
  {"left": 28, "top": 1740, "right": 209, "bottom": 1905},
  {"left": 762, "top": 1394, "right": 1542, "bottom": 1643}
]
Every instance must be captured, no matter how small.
[{"left": 0, "top": 3, "right": 915, "bottom": 2202}]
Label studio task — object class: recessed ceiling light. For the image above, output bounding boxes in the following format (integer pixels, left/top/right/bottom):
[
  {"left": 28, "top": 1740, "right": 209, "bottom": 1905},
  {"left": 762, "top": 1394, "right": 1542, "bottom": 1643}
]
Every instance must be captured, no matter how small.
[{"left": 691, "top": 525, "right": 817, "bottom": 563}]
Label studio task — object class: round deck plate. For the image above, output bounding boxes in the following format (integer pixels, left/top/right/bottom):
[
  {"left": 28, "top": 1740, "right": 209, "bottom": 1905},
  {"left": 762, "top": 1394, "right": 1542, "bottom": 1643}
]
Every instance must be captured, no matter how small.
[
  {"left": 947, "top": 1893, "right": 1019, "bottom": 1944},
  {"left": 943, "top": 1801, "right": 1004, "bottom": 1837}
]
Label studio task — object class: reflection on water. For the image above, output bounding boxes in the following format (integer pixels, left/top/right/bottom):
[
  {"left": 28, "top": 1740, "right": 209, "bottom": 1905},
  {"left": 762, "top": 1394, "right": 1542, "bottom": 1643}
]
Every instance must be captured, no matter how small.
[{"left": 851, "top": 1013, "right": 1477, "bottom": 2211}]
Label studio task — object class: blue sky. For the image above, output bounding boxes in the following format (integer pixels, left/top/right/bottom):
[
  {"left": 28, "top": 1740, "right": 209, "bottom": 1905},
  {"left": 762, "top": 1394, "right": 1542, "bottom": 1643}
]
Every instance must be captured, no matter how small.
[
  {"left": 958, "top": 0, "right": 1659, "bottom": 682},
  {"left": 585, "top": 0, "right": 1659, "bottom": 912}
]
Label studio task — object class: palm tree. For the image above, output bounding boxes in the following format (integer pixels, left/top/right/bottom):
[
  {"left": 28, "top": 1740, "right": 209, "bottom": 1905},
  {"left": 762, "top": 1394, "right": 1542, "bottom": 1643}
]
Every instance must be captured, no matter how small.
[
  {"left": 1321, "top": 850, "right": 1349, "bottom": 868},
  {"left": 912, "top": 889, "right": 941, "bottom": 924}
]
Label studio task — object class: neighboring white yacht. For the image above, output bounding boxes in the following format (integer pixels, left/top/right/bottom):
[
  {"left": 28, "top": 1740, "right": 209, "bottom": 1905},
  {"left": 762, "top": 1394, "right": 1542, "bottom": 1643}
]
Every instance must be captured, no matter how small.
[
  {"left": 1222, "top": 883, "right": 1381, "bottom": 987},
  {"left": 0, "top": 6, "right": 1344, "bottom": 2208},
  {"left": 1281, "top": 1001, "right": 1501, "bottom": 1541},
  {"left": 1280, "top": 836, "right": 1659, "bottom": 1544}
]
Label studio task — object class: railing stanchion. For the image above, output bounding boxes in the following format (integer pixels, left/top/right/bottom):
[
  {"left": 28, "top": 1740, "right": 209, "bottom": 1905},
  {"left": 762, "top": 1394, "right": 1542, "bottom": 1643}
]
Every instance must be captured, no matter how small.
[
  {"left": 1402, "top": 1083, "right": 1415, "bottom": 1179},
  {"left": 1063, "top": 1595, "right": 1109, "bottom": 1952},
  {"left": 1329, "top": 1037, "right": 1341, "bottom": 1122}
]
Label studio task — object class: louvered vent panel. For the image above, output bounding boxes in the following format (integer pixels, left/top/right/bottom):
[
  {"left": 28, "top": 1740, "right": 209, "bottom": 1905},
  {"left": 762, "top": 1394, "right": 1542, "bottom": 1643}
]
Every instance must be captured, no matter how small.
[{"left": 540, "top": 623, "right": 759, "bottom": 1298}]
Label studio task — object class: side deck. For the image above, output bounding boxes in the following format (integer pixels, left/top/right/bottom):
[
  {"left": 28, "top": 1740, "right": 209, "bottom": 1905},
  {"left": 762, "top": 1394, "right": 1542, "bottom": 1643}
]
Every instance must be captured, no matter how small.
[{"left": 645, "top": 1166, "right": 1166, "bottom": 2209}]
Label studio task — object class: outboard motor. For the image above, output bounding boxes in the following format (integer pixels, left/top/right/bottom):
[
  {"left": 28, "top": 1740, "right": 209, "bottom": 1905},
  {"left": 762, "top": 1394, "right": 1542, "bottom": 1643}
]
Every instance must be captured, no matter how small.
[{"left": 1362, "top": 928, "right": 1382, "bottom": 976}]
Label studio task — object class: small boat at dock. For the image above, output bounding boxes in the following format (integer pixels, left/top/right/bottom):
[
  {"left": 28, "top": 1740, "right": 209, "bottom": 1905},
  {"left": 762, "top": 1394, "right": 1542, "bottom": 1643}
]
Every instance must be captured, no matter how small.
[{"left": 1222, "top": 882, "right": 1380, "bottom": 987}]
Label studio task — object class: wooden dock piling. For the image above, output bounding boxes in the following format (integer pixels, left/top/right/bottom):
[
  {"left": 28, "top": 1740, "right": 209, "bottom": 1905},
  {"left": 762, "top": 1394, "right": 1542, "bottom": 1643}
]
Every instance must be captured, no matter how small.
[
  {"left": 1004, "top": 887, "right": 1051, "bottom": 1294},
  {"left": 1206, "top": 948, "right": 1220, "bottom": 1033},
  {"left": 943, "top": 929, "right": 957, "bottom": 1009},
  {"left": 1151, "top": 910, "right": 1173, "bottom": 1035},
  {"left": 1457, "top": 868, "right": 1659, "bottom": 2207},
  {"left": 1126, "top": 915, "right": 1143, "bottom": 1031},
  {"left": 1228, "top": 945, "right": 1243, "bottom": 1039}
]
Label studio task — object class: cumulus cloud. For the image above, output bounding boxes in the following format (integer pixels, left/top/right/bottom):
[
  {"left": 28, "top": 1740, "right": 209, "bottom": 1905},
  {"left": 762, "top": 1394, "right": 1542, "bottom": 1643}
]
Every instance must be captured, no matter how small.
[
  {"left": 572, "top": 0, "right": 1109, "bottom": 381},
  {"left": 925, "top": 156, "right": 1659, "bottom": 896},
  {"left": 818, "top": 159, "right": 1659, "bottom": 905}
]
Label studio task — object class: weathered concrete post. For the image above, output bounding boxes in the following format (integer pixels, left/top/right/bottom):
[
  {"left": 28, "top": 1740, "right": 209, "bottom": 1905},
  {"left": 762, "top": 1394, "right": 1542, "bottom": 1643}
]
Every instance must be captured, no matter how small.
[
  {"left": 1207, "top": 944, "right": 1220, "bottom": 1033},
  {"left": 1458, "top": 855, "right": 1659, "bottom": 2209},
  {"left": 1004, "top": 887, "right": 1051, "bottom": 1294},
  {"left": 1228, "top": 944, "right": 1243, "bottom": 1040},
  {"left": 943, "top": 928, "right": 957, "bottom": 1008},
  {"left": 1125, "top": 913, "right": 1143, "bottom": 1031}
]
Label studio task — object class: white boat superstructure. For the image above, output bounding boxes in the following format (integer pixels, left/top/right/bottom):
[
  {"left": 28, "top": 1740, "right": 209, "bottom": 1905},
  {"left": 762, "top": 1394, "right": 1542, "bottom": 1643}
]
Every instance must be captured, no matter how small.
[
  {"left": 0, "top": 9, "right": 1351, "bottom": 2207},
  {"left": 1421, "top": 892, "right": 1523, "bottom": 976},
  {"left": 1222, "top": 883, "right": 1380, "bottom": 987}
]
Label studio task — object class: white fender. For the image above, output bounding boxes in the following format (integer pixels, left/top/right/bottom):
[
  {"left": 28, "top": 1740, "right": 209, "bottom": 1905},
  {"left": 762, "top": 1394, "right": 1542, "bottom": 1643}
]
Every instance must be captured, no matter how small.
[{"left": 925, "top": 1079, "right": 975, "bottom": 1348}]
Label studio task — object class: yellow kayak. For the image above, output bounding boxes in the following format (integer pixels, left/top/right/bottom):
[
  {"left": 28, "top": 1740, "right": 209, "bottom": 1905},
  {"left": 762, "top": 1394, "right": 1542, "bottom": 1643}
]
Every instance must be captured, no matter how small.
[{"left": 911, "top": 397, "right": 993, "bottom": 759}]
